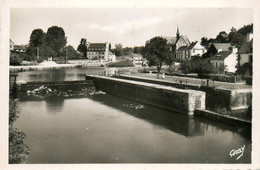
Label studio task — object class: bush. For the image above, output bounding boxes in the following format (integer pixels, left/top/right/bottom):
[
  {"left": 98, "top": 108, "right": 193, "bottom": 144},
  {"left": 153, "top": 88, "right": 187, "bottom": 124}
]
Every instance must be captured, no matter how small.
[
  {"left": 107, "top": 60, "right": 134, "bottom": 67},
  {"left": 10, "top": 55, "right": 22, "bottom": 66},
  {"left": 9, "top": 99, "right": 30, "bottom": 163}
]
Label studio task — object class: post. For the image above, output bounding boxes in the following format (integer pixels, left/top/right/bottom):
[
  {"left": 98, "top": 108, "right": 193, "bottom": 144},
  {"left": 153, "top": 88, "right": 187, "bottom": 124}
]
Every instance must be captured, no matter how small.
[
  {"left": 37, "top": 47, "right": 39, "bottom": 60},
  {"left": 65, "top": 47, "right": 68, "bottom": 64}
]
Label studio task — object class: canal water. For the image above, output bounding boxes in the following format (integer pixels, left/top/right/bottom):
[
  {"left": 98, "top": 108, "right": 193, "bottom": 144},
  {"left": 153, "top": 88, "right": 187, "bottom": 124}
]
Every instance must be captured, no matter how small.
[{"left": 12, "top": 68, "right": 251, "bottom": 163}]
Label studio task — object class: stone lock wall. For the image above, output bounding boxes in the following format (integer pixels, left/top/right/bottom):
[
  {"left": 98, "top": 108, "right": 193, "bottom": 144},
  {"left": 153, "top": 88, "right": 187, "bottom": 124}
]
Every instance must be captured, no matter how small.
[{"left": 86, "top": 75, "right": 205, "bottom": 115}]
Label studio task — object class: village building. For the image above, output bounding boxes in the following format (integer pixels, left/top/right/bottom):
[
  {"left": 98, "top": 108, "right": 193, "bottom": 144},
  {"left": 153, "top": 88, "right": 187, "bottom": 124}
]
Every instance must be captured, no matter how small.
[
  {"left": 131, "top": 53, "right": 143, "bottom": 65},
  {"left": 203, "top": 43, "right": 232, "bottom": 58},
  {"left": 145, "top": 27, "right": 191, "bottom": 59},
  {"left": 162, "top": 27, "right": 190, "bottom": 53},
  {"left": 87, "top": 42, "right": 116, "bottom": 61},
  {"left": 176, "top": 41, "right": 207, "bottom": 60},
  {"left": 209, "top": 46, "right": 238, "bottom": 74},
  {"left": 10, "top": 39, "right": 27, "bottom": 53}
]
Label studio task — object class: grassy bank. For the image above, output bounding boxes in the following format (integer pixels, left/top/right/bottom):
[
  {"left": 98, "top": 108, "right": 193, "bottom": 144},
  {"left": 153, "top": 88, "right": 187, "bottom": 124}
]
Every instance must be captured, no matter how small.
[{"left": 107, "top": 60, "right": 134, "bottom": 67}]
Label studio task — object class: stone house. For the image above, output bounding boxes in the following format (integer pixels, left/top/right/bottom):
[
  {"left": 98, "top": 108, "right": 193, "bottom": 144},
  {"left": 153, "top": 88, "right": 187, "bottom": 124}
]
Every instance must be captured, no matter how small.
[
  {"left": 87, "top": 42, "right": 116, "bottom": 61},
  {"left": 209, "top": 47, "right": 238, "bottom": 74}
]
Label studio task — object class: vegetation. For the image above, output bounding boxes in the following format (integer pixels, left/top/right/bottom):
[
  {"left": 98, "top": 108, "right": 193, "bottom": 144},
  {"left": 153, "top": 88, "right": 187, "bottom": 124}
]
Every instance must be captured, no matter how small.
[
  {"left": 179, "top": 56, "right": 214, "bottom": 74},
  {"left": 133, "top": 46, "right": 145, "bottom": 55},
  {"left": 107, "top": 59, "right": 134, "bottom": 67},
  {"left": 23, "top": 26, "right": 80, "bottom": 63},
  {"left": 143, "top": 36, "right": 174, "bottom": 73},
  {"left": 200, "top": 23, "right": 253, "bottom": 48},
  {"left": 9, "top": 99, "right": 30, "bottom": 163},
  {"left": 10, "top": 55, "right": 22, "bottom": 66},
  {"left": 77, "top": 38, "right": 87, "bottom": 58},
  {"left": 110, "top": 43, "right": 123, "bottom": 56}
]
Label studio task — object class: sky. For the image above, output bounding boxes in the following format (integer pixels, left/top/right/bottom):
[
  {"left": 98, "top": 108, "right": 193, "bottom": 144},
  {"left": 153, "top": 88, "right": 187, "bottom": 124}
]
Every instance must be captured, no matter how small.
[{"left": 10, "top": 8, "right": 253, "bottom": 49}]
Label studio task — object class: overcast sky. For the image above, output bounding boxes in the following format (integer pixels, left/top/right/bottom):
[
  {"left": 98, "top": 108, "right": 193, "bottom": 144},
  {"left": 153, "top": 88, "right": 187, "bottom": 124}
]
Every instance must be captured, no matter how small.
[{"left": 10, "top": 8, "right": 253, "bottom": 48}]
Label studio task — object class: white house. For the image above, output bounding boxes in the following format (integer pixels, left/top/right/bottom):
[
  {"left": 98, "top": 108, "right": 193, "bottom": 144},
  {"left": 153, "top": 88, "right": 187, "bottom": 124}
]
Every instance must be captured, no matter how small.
[
  {"left": 176, "top": 41, "right": 207, "bottom": 60},
  {"left": 210, "top": 47, "right": 238, "bottom": 73},
  {"left": 87, "top": 42, "right": 116, "bottom": 61},
  {"left": 131, "top": 53, "right": 143, "bottom": 65}
]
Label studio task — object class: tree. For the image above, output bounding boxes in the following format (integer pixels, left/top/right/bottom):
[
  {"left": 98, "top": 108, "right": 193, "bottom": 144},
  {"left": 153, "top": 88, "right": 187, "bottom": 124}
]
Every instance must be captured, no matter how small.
[
  {"left": 10, "top": 54, "right": 22, "bottom": 66},
  {"left": 62, "top": 45, "right": 80, "bottom": 59},
  {"left": 228, "top": 27, "right": 237, "bottom": 42},
  {"left": 77, "top": 38, "right": 87, "bottom": 58},
  {"left": 231, "top": 33, "right": 245, "bottom": 48},
  {"left": 200, "top": 37, "right": 208, "bottom": 48},
  {"left": 29, "top": 29, "right": 45, "bottom": 47},
  {"left": 215, "top": 31, "right": 229, "bottom": 43},
  {"left": 114, "top": 43, "right": 123, "bottom": 56},
  {"left": 44, "top": 26, "right": 67, "bottom": 57},
  {"left": 122, "top": 47, "right": 133, "bottom": 55},
  {"left": 144, "top": 36, "right": 174, "bottom": 73},
  {"left": 179, "top": 56, "right": 214, "bottom": 74}
]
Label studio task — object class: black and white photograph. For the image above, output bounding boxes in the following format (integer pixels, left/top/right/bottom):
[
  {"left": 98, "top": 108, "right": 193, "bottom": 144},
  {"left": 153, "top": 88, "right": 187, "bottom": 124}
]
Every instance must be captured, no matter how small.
[{"left": 1, "top": 0, "right": 260, "bottom": 169}]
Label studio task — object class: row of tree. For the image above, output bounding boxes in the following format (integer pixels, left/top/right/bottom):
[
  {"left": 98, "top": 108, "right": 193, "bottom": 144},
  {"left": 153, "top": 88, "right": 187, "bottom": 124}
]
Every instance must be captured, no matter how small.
[
  {"left": 28, "top": 26, "right": 67, "bottom": 61},
  {"left": 11, "top": 26, "right": 82, "bottom": 65},
  {"left": 109, "top": 44, "right": 145, "bottom": 57},
  {"left": 201, "top": 24, "right": 253, "bottom": 48}
]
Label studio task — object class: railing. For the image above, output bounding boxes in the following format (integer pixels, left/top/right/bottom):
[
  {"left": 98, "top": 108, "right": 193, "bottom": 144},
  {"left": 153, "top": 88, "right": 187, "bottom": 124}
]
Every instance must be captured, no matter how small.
[{"left": 99, "top": 71, "right": 119, "bottom": 77}]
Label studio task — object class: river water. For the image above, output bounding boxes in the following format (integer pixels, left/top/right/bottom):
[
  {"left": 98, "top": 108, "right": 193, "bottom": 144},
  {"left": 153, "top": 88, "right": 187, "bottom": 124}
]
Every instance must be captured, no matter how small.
[{"left": 13, "top": 67, "right": 251, "bottom": 163}]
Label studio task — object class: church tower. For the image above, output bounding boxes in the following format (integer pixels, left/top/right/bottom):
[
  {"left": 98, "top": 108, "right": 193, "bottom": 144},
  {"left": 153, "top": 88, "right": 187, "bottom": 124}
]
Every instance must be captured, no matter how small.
[{"left": 176, "top": 26, "right": 180, "bottom": 40}]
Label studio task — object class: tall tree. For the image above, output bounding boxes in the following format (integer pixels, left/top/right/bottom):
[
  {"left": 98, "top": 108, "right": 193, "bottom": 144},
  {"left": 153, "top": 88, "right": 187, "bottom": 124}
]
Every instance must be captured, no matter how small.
[
  {"left": 29, "top": 29, "right": 45, "bottom": 47},
  {"left": 114, "top": 43, "right": 123, "bottom": 56},
  {"left": 144, "top": 36, "right": 174, "bottom": 73},
  {"left": 44, "top": 26, "right": 67, "bottom": 57},
  {"left": 77, "top": 38, "right": 87, "bottom": 58},
  {"left": 215, "top": 31, "right": 229, "bottom": 43}
]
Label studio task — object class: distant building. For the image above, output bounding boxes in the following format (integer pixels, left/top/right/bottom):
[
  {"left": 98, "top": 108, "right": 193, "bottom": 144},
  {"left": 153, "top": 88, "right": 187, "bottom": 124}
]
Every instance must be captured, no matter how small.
[
  {"left": 176, "top": 41, "right": 207, "bottom": 60},
  {"left": 146, "top": 27, "right": 191, "bottom": 58},
  {"left": 131, "top": 53, "right": 143, "bottom": 65},
  {"left": 10, "top": 39, "right": 26, "bottom": 53},
  {"left": 209, "top": 46, "right": 238, "bottom": 74},
  {"left": 87, "top": 42, "right": 116, "bottom": 61}
]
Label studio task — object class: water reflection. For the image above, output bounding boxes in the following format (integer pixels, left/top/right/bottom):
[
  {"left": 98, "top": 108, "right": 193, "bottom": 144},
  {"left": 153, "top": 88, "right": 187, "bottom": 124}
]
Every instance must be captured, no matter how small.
[
  {"left": 45, "top": 96, "right": 65, "bottom": 115},
  {"left": 89, "top": 94, "right": 205, "bottom": 137},
  {"left": 16, "top": 67, "right": 138, "bottom": 82}
]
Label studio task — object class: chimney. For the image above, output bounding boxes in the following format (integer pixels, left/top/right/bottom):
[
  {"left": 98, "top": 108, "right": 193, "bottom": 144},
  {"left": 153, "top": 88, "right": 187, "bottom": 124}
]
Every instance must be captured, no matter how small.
[
  {"left": 246, "top": 33, "right": 253, "bottom": 42},
  {"left": 232, "top": 46, "right": 238, "bottom": 53}
]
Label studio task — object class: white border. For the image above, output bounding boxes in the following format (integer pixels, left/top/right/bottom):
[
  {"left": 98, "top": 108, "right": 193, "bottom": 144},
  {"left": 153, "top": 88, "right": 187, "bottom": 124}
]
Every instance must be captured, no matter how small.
[{"left": 1, "top": 0, "right": 260, "bottom": 169}]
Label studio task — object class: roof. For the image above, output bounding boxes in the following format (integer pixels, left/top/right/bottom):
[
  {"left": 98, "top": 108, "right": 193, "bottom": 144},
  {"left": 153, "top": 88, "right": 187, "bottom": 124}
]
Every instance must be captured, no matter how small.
[
  {"left": 176, "top": 46, "right": 187, "bottom": 51},
  {"left": 238, "top": 40, "right": 253, "bottom": 54},
  {"left": 212, "top": 43, "right": 232, "bottom": 51},
  {"left": 88, "top": 43, "right": 106, "bottom": 51},
  {"left": 88, "top": 43, "right": 106, "bottom": 47},
  {"left": 13, "top": 45, "right": 26, "bottom": 51},
  {"left": 179, "top": 36, "right": 190, "bottom": 45},
  {"left": 162, "top": 36, "right": 178, "bottom": 45},
  {"left": 185, "top": 42, "right": 197, "bottom": 50},
  {"left": 210, "top": 51, "right": 232, "bottom": 60},
  {"left": 10, "top": 39, "right": 14, "bottom": 44}
]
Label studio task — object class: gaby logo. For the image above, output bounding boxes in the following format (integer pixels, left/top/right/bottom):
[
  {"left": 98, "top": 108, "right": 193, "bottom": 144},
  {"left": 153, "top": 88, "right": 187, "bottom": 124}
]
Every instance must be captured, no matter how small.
[{"left": 229, "top": 145, "right": 245, "bottom": 160}]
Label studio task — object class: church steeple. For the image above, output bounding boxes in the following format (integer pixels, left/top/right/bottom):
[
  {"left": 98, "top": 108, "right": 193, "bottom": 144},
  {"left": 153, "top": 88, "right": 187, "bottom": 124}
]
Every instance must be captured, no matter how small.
[{"left": 176, "top": 26, "right": 180, "bottom": 40}]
